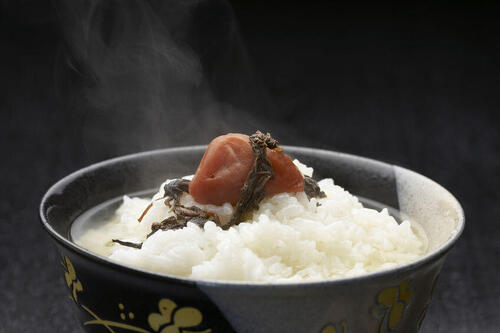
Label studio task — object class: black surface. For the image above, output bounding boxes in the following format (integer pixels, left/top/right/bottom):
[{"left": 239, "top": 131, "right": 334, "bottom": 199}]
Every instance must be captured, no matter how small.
[{"left": 1, "top": 1, "right": 499, "bottom": 332}]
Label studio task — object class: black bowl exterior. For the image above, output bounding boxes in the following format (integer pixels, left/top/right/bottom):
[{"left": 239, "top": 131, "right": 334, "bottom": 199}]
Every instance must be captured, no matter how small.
[
  {"left": 41, "top": 147, "right": 463, "bottom": 333},
  {"left": 57, "top": 244, "right": 234, "bottom": 332},
  {"left": 55, "top": 244, "right": 445, "bottom": 333}
]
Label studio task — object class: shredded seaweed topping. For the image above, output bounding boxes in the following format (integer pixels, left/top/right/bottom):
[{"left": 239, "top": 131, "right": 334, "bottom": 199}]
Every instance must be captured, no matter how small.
[
  {"left": 146, "top": 206, "right": 220, "bottom": 237},
  {"left": 224, "top": 131, "right": 280, "bottom": 229},
  {"left": 147, "top": 216, "right": 185, "bottom": 237},
  {"left": 163, "top": 178, "right": 190, "bottom": 205},
  {"left": 111, "top": 239, "right": 143, "bottom": 249},
  {"left": 173, "top": 205, "right": 220, "bottom": 223},
  {"left": 304, "top": 175, "right": 326, "bottom": 200},
  {"left": 116, "top": 202, "right": 220, "bottom": 248},
  {"left": 137, "top": 179, "right": 191, "bottom": 222},
  {"left": 115, "top": 178, "right": 220, "bottom": 249}
]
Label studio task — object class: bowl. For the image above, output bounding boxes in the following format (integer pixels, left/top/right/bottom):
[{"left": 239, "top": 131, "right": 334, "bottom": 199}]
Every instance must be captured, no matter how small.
[{"left": 40, "top": 146, "right": 464, "bottom": 333}]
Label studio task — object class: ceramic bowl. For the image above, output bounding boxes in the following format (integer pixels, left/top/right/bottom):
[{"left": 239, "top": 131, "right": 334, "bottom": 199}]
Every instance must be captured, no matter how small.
[{"left": 40, "top": 146, "right": 464, "bottom": 333}]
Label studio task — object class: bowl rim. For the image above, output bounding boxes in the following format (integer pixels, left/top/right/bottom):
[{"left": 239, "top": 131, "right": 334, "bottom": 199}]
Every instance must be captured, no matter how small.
[{"left": 40, "top": 145, "right": 465, "bottom": 288}]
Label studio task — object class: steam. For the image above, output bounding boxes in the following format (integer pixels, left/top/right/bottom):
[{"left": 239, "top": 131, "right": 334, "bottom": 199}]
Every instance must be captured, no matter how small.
[{"left": 55, "top": 0, "right": 275, "bottom": 160}]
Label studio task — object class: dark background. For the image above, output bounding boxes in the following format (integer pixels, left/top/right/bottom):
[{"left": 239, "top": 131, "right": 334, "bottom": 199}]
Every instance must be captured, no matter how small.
[{"left": 1, "top": 1, "right": 499, "bottom": 332}]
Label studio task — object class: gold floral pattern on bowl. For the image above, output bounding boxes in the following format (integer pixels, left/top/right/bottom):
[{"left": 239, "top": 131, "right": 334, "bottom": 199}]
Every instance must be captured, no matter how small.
[
  {"left": 60, "top": 254, "right": 211, "bottom": 333},
  {"left": 148, "top": 298, "right": 208, "bottom": 333},
  {"left": 61, "top": 254, "right": 83, "bottom": 302},
  {"left": 371, "top": 279, "right": 414, "bottom": 332},
  {"left": 321, "top": 320, "right": 348, "bottom": 333}
]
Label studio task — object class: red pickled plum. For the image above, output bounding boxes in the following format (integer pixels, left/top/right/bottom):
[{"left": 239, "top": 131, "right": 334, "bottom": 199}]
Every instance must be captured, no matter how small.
[{"left": 189, "top": 133, "right": 304, "bottom": 205}]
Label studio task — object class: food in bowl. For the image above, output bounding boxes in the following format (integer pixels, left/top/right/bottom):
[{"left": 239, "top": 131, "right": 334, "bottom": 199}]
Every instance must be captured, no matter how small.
[
  {"left": 41, "top": 139, "right": 464, "bottom": 333},
  {"left": 73, "top": 131, "right": 427, "bottom": 282}
]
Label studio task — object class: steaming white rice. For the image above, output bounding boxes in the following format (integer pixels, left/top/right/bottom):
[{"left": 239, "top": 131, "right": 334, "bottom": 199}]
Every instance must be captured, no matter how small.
[{"left": 74, "top": 160, "right": 427, "bottom": 282}]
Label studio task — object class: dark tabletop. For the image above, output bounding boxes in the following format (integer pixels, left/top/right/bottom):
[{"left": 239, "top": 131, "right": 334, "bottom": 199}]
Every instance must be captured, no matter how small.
[{"left": 1, "top": 1, "right": 499, "bottom": 332}]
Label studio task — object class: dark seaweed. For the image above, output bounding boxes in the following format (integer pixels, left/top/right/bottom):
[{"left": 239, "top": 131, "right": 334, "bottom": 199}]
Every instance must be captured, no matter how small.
[
  {"left": 115, "top": 178, "right": 220, "bottom": 249},
  {"left": 304, "top": 175, "right": 326, "bottom": 200},
  {"left": 111, "top": 239, "right": 143, "bottom": 249},
  {"left": 224, "top": 131, "right": 279, "bottom": 229},
  {"left": 147, "top": 216, "right": 185, "bottom": 238},
  {"left": 146, "top": 205, "right": 220, "bottom": 237},
  {"left": 173, "top": 205, "right": 220, "bottom": 224},
  {"left": 163, "top": 178, "right": 190, "bottom": 205},
  {"left": 137, "top": 178, "right": 191, "bottom": 223}
]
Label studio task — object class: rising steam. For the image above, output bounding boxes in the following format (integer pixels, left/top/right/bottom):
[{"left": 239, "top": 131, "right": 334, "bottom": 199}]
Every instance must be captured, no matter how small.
[{"left": 55, "top": 0, "right": 274, "bottom": 161}]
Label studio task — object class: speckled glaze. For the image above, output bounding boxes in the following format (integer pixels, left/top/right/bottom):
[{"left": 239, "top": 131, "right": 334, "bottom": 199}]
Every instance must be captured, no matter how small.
[{"left": 40, "top": 146, "right": 464, "bottom": 333}]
